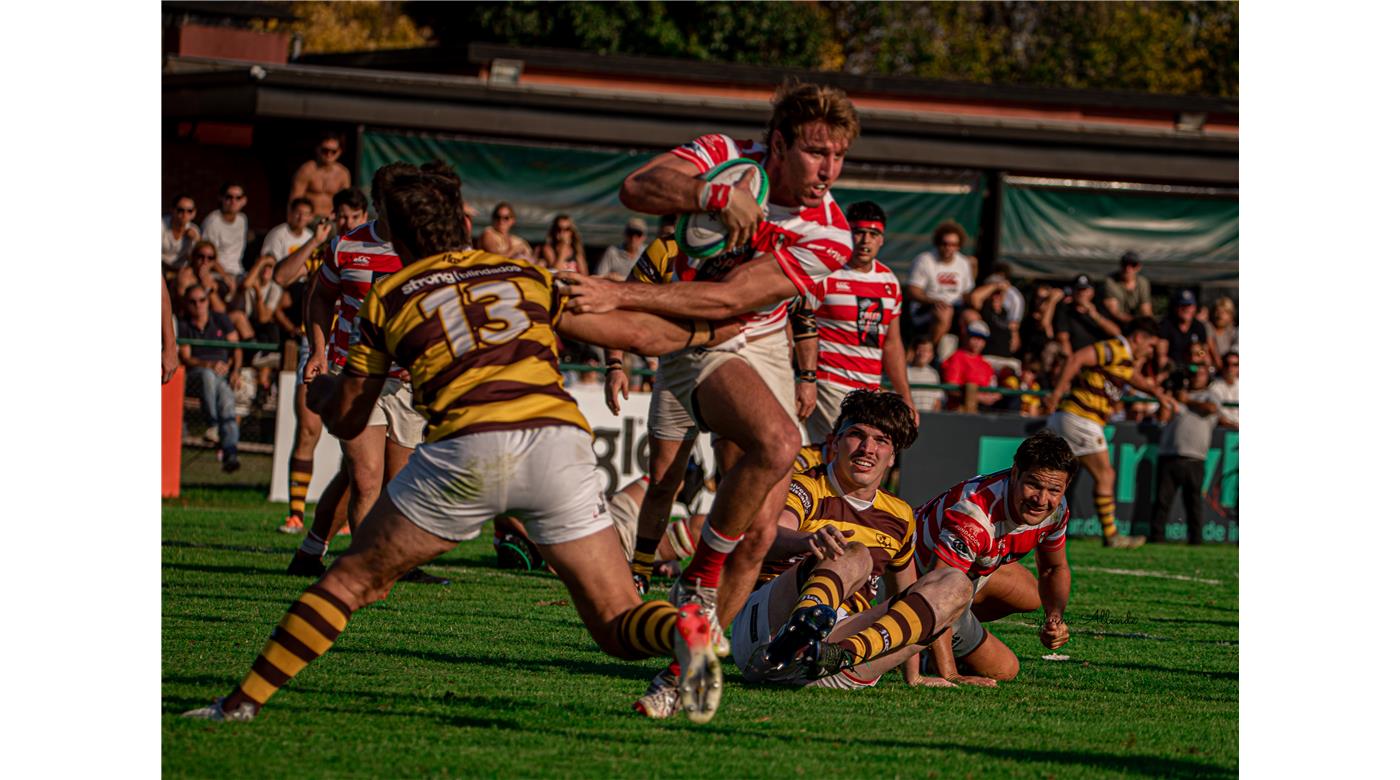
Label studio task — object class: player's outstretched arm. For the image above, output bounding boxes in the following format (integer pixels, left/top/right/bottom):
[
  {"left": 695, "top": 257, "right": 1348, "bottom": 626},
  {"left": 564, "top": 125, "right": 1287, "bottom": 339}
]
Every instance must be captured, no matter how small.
[
  {"left": 1034, "top": 544, "right": 1072, "bottom": 650},
  {"left": 557, "top": 309, "right": 742, "bottom": 357},
  {"left": 559, "top": 254, "right": 799, "bottom": 319},
  {"left": 1044, "top": 344, "right": 1092, "bottom": 411}
]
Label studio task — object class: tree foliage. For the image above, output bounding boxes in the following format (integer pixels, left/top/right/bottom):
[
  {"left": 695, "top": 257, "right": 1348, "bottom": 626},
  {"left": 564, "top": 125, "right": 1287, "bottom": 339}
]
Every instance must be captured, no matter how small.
[
  {"left": 400, "top": 1, "right": 1236, "bottom": 98},
  {"left": 254, "top": 1, "right": 430, "bottom": 54}
]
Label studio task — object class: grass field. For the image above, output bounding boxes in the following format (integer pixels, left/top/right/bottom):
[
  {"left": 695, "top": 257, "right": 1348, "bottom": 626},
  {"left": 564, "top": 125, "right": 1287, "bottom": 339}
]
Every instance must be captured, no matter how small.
[{"left": 163, "top": 454, "right": 1238, "bottom": 778}]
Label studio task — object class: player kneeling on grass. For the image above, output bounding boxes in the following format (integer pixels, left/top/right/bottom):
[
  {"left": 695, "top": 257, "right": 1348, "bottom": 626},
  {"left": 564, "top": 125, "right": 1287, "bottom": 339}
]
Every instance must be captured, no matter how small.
[
  {"left": 768, "top": 430, "right": 1076, "bottom": 686},
  {"left": 183, "top": 162, "right": 745, "bottom": 726}
]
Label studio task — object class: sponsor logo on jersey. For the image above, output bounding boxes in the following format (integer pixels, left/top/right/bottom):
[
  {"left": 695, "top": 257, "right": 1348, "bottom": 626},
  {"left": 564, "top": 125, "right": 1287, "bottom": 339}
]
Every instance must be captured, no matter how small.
[
  {"left": 350, "top": 255, "right": 373, "bottom": 266},
  {"left": 789, "top": 481, "right": 814, "bottom": 514},
  {"left": 856, "top": 296, "right": 884, "bottom": 348},
  {"left": 940, "top": 529, "right": 973, "bottom": 561}
]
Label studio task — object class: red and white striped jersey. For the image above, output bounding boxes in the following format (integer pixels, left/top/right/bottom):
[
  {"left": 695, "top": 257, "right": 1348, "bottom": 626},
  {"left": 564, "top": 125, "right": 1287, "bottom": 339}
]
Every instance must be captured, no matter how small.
[
  {"left": 912, "top": 469, "right": 1068, "bottom": 584},
  {"left": 669, "top": 134, "right": 852, "bottom": 340},
  {"left": 813, "top": 261, "right": 902, "bottom": 390},
  {"left": 318, "top": 221, "right": 408, "bottom": 379}
]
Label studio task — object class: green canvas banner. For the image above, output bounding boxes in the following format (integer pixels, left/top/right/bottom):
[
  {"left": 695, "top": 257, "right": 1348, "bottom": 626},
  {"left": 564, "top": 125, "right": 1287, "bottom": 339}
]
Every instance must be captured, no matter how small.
[
  {"left": 999, "top": 185, "right": 1238, "bottom": 285},
  {"left": 361, "top": 130, "right": 983, "bottom": 272}
]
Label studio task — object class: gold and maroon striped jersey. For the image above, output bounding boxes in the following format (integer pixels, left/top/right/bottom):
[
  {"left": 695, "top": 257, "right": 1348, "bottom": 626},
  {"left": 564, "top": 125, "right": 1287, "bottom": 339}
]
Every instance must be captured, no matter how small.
[
  {"left": 791, "top": 444, "right": 826, "bottom": 474},
  {"left": 1058, "top": 336, "right": 1135, "bottom": 427},
  {"left": 758, "top": 464, "right": 915, "bottom": 613},
  {"left": 344, "top": 249, "right": 589, "bottom": 443},
  {"left": 626, "top": 236, "right": 679, "bottom": 285}
]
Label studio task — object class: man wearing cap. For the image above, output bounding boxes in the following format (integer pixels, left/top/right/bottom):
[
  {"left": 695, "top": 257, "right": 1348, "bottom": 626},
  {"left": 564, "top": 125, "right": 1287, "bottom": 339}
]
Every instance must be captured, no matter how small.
[
  {"left": 939, "top": 320, "right": 1000, "bottom": 410},
  {"left": 596, "top": 217, "right": 650, "bottom": 281},
  {"left": 1159, "top": 290, "right": 1217, "bottom": 370},
  {"left": 1102, "top": 252, "right": 1154, "bottom": 326},
  {"left": 794, "top": 200, "right": 916, "bottom": 442},
  {"left": 1055, "top": 274, "right": 1120, "bottom": 354}
]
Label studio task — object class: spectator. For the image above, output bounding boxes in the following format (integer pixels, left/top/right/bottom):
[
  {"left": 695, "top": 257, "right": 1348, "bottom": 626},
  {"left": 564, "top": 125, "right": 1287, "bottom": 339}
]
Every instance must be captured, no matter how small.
[
  {"left": 941, "top": 320, "right": 1000, "bottom": 409},
  {"left": 1149, "top": 361, "right": 1221, "bottom": 545},
  {"left": 596, "top": 217, "right": 648, "bottom": 280},
  {"left": 236, "top": 255, "right": 293, "bottom": 345},
  {"left": 1021, "top": 282, "right": 1063, "bottom": 367},
  {"left": 162, "top": 194, "right": 201, "bottom": 270},
  {"left": 481, "top": 202, "right": 533, "bottom": 260},
  {"left": 1208, "top": 350, "right": 1239, "bottom": 429},
  {"left": 657, "top": 213, "right": 677, "bottom": 240},
  {"left": 1016, "top": 358, "right": 1046, "bottom": 417},
  {"left": 176, "top": 286, "right": 243, "bottom": 472},
  {"left": 905, "top": 220, "right": 976, "bottom": 357},
  {"left": 537, "top": 213, "right": 585, "bottom": 271},
  {"left": 905, "top": 337, "right": 945, "bottom": 413},
  {"left": 1159, "top": 289, "right": 1218, "bottom": 370},
  {"left": 967, "top": 264, "right": 1022, "bottom": 361},
  {"left": 1055, "top": 274, "right": 1120, "bottom": 353},
  {"left": 260, "top": 198, "right": 316, "bottom": 268},
  {"left": 1206, "top": 295, "right": 1238, "bottom": 360},
  {"left": 1102, "top": 251, "right": 1154, "bottom": 325},
  {"left": 290, "top": 132, "right": 351, "bottom": 217},
  {"left": 201, "top": 183, "right": 253, "bottom": 278},
  {"left": 176, "top": 241, "right": 241, "bottom": 323}
]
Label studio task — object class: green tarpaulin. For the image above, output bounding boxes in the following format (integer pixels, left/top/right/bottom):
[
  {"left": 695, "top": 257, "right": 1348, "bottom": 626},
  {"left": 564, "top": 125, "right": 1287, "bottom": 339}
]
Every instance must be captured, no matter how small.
[
  {"left": 360, "top": 130, "right": 984, "bottom": 275},
  {"left": 999, "top": 184, "right": 1238, "bottom": 285}
]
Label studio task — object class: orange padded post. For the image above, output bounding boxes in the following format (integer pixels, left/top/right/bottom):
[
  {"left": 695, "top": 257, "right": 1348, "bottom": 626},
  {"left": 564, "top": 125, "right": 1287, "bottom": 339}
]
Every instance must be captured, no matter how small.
[{"left": 162, "top": 366, "right": 184, "bottom": 498}]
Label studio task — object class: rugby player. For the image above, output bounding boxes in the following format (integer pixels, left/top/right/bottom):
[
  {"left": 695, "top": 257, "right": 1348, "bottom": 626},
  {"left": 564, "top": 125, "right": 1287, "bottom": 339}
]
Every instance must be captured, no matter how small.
[
  {"left": 771, "top": 430, "right": 1078, "bottom": 686},
  {"left": 1043, "top": 316, "right": 1175, "bottom": 548},
  {"left": 561, "top": 81, "right": 860, "bottom": 654},
  {"left": 184, "top": 163, "right": 745, "bottom": 725},
  {"left": 793, "top": 201, "right": 916, "bottom": 443},
  {"left": 601, "top": 234, "right": 706, "bottom": 596},
  {"left": 285, "top": 164, "right": 456, "bottom": 584}
]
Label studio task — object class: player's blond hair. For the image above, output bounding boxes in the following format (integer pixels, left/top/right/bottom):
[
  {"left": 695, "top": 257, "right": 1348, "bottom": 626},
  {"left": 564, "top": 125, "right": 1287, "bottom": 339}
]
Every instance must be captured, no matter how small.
[{"left": 766, "top": 80, "right": 860, "bottom": 149}]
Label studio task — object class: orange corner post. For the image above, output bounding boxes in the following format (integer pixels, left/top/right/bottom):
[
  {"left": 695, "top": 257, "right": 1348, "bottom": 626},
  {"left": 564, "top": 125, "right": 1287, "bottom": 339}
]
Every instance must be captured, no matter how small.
[{"left": 162, "top": 366, "right": 184, "bottom": 498}]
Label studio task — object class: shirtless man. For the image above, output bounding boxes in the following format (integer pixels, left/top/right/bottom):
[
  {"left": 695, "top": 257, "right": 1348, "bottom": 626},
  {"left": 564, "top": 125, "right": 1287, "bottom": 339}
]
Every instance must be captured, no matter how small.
[{"left": 290, "top": 133, "right": 352, "bottom": 217}]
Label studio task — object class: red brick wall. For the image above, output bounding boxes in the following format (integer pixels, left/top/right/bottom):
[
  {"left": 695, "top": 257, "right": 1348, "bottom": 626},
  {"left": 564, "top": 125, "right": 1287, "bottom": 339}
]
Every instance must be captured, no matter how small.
[{"left": 172, "top": 23, "right": 289, "bottom": 65}]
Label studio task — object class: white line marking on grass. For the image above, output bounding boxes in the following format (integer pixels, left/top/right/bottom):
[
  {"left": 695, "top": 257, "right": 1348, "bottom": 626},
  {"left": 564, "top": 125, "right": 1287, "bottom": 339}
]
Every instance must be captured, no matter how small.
[{"left": 1077, "top": 566, "right": 1225, "bottom": 585}]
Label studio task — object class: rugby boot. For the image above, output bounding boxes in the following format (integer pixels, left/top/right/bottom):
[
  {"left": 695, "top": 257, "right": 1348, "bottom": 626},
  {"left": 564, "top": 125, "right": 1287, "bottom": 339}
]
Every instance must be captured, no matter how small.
[
  {"left": 668, "top": 577, "right": 729, "bottom": 657},
  {"left": 673, "top": 603, "right": 722, "bottom": 725},
  {"left": 801, "top": 641, "right": 857, "bottom": 681},
  {"left": 181, "top": 697, "right": 257, "bottom": 723},
  {"left": 632, "top": 667, "right": 680, "bottom": 719},
  {"left": 631, "top": 572, "right": 650, "bottom": 596},
  {"left": 1104, "top": 533, "right": 1147, "bottom": 549},
  {"left": 277, "top": 515, "right": 305, "bottom": 534},
  {"left": 762, "top": 604, "right": 839, "bottom": 673},
  {"left": 285, "top": 550, "right": 327, "bottom": 577}
]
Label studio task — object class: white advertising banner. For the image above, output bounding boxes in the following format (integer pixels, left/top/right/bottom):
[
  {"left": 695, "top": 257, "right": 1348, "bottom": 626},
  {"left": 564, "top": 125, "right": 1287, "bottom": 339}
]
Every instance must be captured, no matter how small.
[{"left": 267, "top": 375, "right": 713, "bottom": 508}]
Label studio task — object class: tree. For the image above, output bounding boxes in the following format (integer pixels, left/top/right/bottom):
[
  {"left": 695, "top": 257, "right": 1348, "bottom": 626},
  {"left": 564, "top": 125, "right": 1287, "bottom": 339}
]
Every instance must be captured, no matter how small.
[{"left": 254, "top": 1, "right": 431, "bottom": 54}]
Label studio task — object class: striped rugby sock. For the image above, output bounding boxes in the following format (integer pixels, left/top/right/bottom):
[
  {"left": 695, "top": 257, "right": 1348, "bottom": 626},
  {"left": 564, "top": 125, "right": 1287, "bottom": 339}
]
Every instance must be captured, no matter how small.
[
  {"left": 223, "top": 584, "right": 351, "bottom": 715},
  {"left": 630, "top": 537, "right": 660, "bottom": 581},
  {"left": 614, "top": 599, "right": 678, "bottom": 659},
  {"left": 1095, "top": 493, "right": 1118, "bottom": 538},
  {"left": 837, "top": 590, "right": 938, "bottom": 665},
  {"left": 287, "top": 457, "right": 314, "bottom": 521},
  {"left": 791, "top": 570, "right": 844, "bottom": 616}
]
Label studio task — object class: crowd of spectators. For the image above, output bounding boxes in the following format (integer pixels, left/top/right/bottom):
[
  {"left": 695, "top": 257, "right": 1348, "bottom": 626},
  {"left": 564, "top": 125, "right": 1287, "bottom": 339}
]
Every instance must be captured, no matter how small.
[{"left": 165, "top": 150, "right": 1236, "bottom": 460}]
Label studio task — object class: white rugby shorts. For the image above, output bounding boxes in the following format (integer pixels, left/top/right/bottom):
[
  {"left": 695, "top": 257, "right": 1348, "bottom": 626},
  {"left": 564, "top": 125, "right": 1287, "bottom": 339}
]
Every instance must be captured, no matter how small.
[
  {"left": 663, "top": 331, "right": 800, "bottom": 437},
  {"left": 608, "top": 488, "right": 641, "bottom": 562},
  {"left": 1046, "top": 411, "right": 1108, "bottom": 457},
  {"left": 387, "top": 425, "right": 612, "bottom": 545},
  {"left": 647, "top": 359, "right": 698, "bottom": 442}
]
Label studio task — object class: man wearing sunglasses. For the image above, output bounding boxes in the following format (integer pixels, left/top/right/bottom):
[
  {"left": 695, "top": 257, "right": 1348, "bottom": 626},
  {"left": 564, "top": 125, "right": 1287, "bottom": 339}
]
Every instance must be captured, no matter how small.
[
  {"left": 291, "top": 132, "right": 352, "bottom": 217},
  {"left": 177, "top": 286, "right": 243, "bottom": 473},
  {"left": 162, "top": 195, "right": 201, "bottom": 271},
  {"left": 201, "top": 183, "right": 255, "bottom": 279}
]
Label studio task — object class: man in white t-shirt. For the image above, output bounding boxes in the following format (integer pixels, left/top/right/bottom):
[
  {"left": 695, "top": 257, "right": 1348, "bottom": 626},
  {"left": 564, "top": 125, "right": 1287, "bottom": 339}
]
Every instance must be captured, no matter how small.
[
  {"left": 1207, "top": 350, "right": 1238, "bottom": 429},
  {"left": 905, "top": 221, "right": 976, "bottom": 355},
  {"left": 260, "top": 198, "right": 315, "bottom": 264},
  {"left": 201, "top": 183, "right": 254, "bottom": 278},
  {"left": 595, "top": 217, "right": 649, "bottom": 280}
]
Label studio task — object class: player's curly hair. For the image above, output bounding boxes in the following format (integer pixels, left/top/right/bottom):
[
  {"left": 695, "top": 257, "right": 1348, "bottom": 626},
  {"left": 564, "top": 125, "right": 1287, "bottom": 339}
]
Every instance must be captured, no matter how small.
[
  {"left": 1014, "top": 430, "right": 1078, "bottom": 481},
  {"left": 1126, "top": 316, "right": 1158, "bottom": 339},
  {"left": 331, "top": 187, "right": 368, "bottom": 213},
  {"left": 832, "top": 390, "right": 918, "bottom": 452},
  {"left": 376, "top": 161, "right": 469, "bottom": 260},
  {"left": 766, "top": 80, "right": 860, "bottom": 149}
]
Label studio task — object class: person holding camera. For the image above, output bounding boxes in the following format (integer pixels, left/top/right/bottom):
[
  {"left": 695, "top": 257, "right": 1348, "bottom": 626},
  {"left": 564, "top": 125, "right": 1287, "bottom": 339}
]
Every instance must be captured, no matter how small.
[{"left": 1149, "top": 354, "right": 1222, "bottom": 545}]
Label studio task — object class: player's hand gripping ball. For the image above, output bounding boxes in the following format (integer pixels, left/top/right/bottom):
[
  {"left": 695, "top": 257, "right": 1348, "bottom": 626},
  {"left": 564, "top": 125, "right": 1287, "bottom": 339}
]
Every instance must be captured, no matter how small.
[{"left": 677, "top": 158, "right": 769, "bottom": 259}]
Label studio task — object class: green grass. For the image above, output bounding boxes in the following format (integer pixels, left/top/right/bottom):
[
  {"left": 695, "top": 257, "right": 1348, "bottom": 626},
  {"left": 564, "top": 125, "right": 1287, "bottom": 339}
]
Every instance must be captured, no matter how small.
[{"left": 163, "top": 468, "right": 1238, "bottom": 778}]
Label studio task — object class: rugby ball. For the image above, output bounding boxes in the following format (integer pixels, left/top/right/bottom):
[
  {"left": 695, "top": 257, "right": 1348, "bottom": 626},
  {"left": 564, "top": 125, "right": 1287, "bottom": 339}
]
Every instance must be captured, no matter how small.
[{"left": 676, "top": 158, "right": 769, "bottom": 259}]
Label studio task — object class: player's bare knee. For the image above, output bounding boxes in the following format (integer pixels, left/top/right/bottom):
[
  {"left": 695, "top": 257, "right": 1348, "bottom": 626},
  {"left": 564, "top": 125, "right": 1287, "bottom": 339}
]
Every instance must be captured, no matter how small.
[
  {"left": 994, "top": 655, "right": 1021, "bottom": 681},
  {"left": 754, "top": 422, "right": 801, "bottom": 475}
]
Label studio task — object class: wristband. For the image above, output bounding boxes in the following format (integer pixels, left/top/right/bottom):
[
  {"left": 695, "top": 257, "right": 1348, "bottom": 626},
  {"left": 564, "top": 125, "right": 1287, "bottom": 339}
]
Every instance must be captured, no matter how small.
[
  {"left": 698, "top": 182, "right": 732, "bottom": 212},
  {"left": 796, "top": 370, "right": 817, "bottom": 384},
  {"left": 684, "top": 319, "right": 714, "bottom": 348}
]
